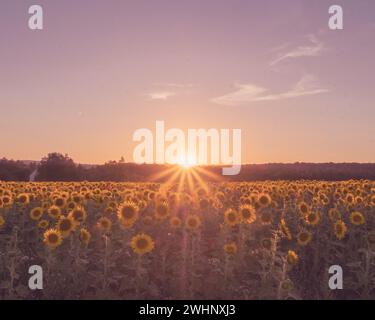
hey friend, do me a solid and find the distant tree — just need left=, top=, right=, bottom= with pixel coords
left=36, top=153, right=81, bottom=181
left=0, top=158, right=33, bottom=181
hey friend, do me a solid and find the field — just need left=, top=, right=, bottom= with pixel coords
left=0, top=180, right=374, bottom=300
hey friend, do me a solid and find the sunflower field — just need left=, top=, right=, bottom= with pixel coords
left=0, top=180, right=374, bottom=300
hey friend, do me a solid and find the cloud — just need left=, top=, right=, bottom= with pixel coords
left=270, top=35, right=325, bottom=66
left=211, top=75, right=329, bottom=106
left=147, top=91, right=176, bottom=100
left=146, top=83, right=194, bottom=100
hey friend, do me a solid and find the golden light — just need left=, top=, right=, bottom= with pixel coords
left=177, top=155, right=197, bottom=169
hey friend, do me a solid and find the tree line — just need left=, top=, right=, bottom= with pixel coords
left=1, top=153, right=375, bottom=182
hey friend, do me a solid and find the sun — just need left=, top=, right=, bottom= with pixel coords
left=177, top=155, right=197, bottom=169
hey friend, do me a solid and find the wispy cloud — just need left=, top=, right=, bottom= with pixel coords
left=211, top=75, right=329, bottom=106
left=147, top=91, right=176, bottom=100
left=146, top=83, right=194, bottom=100
left=270, top=35, right=325, bottom=66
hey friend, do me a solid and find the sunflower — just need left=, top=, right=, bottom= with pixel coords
left=47, top=205, right=61, bottom=219
left=280, top=219, right=292, bottom=240
left=298, top=202, right=310, bottom=215
left=239, top=204, right=256, bottom=224
left=349, top=211, right=365, bottom=226
left=2, top=195, right=12, bottom=207
left=117, top=201, right=139, bottom=226
left=258, top=193, right=271, bottom=207
left=43, top=229, right=63, bottom=250
left=130, top=233, right=155, bottom=255
left=286, top=250, right=299, bottom=265
left=170, top=216, right=182, bottom=229
left=79, top=228, right=91, bottom=245
left=57, top=216, right=76, bottom=238
left=305, top=211, right=320, bottom=226
left=223, top=242, right=238, bottom=255
left=297, top=231, right=312, bottom=246
left=53, top=197, right=66, bottom=208
left=68, top=207, right=87, bottom=224
left=72, top=194, right=83, bottom=205
left=17, top=193, right=30, bottom=205
left=30, top=207, right=44, bottom=220
left=346, top=193, right=354, bottom=204
left=334, top=220, right=347, bottom=240
left=38, top=219, right=49, bottom=229
left=155, top=201, right=169, bottom=220
left=185, top=214, right=202, bottom=231
left=66, top=201, right=76, bottom=211
left=328, top=208, right=341, bottom=221
left=224, top=209, right=240, bottom=227
left=280, top=280, right=293, bottom=291
left=97, top=217, right=112, bottom=233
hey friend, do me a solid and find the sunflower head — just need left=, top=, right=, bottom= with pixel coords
left=38, top=219, right=49, bottom=229
left=68, top=207, right=87, bottom=223
left=155, top=201, right=169, bottom=220
left=185, top=214, right=202, bottom=231
left=43, top=229, right=63, bottom=250
left=97, top=217, right=112, bottom=233
left=224, top=209, right=240, bottom=227
left=17, top=193, right=30, bottom=205
left=79, top=228, right=91, bottom=245
left=30, top=207, right=44, bottom=221
left=297, top=231, right=312, bottom=246
left=239, top=204, right=256, bottom=224
left=130, top=233, right=155, bottom=255
left=54, top=197, right=66, bottom=208
left=346, top=193, right=354, bottom=204
left=334, top=220, right=347, bottom=240
left=258, top=193, right=271, bottom=207
left=170, top=216, right=182, bottom=229
left=305, top=211, right=320, bottom=226
left=350, top=211, right=365, bottom=226
left=117, top=201, right=139, bottom=225
left=298, top=202, right=310, bottom=215
left=2, top=195, right=12, bottom=207
left=286, top=250, right=299, bottom=265
left=223, top=242, right=238, bottom=255
left=57, top=216, right=77, bottom=237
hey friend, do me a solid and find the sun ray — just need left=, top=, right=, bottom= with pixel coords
left=190, top=168, right=209, bottom=193
left=195, top=166, right=223, bottom=182
left=149, top=165, right=179, bottom=182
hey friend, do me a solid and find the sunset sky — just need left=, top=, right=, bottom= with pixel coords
left=1, top=0, right=375, bottom=164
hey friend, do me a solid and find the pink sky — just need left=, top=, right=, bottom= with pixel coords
left=1, top=0, right=375, bottom=164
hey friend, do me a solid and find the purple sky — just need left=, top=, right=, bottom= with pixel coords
left=1, top=0, right=375, bottom=164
